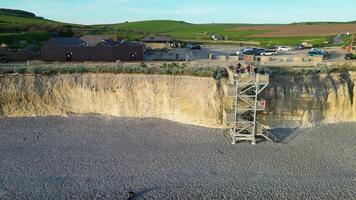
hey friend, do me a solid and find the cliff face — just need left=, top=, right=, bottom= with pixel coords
left=0, top=74, right=223, bottom=127
left=0, top=72, right=355, bottom=128
left=260, top=72, right=356, bottom=127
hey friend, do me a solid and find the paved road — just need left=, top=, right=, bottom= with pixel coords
left=143, top=46, right=349, bottom=61
left=0, top=115, right=355, bottom=199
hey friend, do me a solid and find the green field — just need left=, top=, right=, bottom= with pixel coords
left=0, top=9, right=349, bottom=48
left=109, top=20, right=331, bottom=47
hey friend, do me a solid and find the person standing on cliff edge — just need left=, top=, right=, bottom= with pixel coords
left=246, top=64, right=251, bottom=74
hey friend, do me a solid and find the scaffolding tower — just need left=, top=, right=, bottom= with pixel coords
left=224, top=69, right=280, bottom=144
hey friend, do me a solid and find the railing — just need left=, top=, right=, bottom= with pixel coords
left=225, top=66, right=273, bottom=144
left=262, top=130, right=282, bottom=143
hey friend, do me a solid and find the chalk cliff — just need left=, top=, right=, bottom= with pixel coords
left=0, top=72, right=355, bottom=128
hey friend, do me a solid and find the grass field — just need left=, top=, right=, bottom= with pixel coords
left=0, top=9, right=353, bottom=48
left=232, top=24, right=356, bottom=37
left=110, top=20, right=331, bottom=46
left=110, top=20, right=268, bottom=39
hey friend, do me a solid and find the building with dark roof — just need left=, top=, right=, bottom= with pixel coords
left=41, top=37, right=143, bottom=62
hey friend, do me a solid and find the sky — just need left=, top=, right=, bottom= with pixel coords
left=0, top=0, right=356, bottom=25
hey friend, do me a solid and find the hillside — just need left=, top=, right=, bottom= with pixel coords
left=0, top=8, right=37, bottom=18
left=0, top=9, right=74, bottom=48
left=0, top=8, right=354, bottom=48
left=0, top=9, right=64, bottom=32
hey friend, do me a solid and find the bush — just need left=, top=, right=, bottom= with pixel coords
left=56, top=25, right=74, bottom=37
left=212, top=67, right=228, bottom=81
left=13, top=67, right=28, bottom=74
left=139, top=62, right=147, bottom=68
left=31, top=66, right=54, bottom=75
left=58, top=66, right=87, bottom=74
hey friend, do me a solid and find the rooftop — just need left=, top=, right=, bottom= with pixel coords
left=80, top=35, right=109, bottom=46
left=51, top=37, right=87, bottom=47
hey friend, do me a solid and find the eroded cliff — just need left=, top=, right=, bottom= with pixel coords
left=260, top=72, right=356, bottom=127
left=0, top=74, right=223, bottom=127
left=0, top=72, right=355, bottom=128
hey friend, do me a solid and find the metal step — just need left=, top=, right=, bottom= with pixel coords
left=224, top=82, right=269, bottom=97
left=231, top=123, right=281, bottom=143
left=223, top=100, right=266, bottom=123
left=263, top=131, right=281, bottom=143
left=259, top=129, right=282, bottom=143
left=224, top=109, right=251, bottom=123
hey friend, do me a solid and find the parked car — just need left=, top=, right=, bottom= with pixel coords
left=190, top=45, right=202, bottom=50
left=236, top=49, right=244, bottom=56
left=260, top=49, right=277, bottom=56
left=211, top=35, right=224, bottom=41
left=0, top=47, right=40, bottom=63
left=0, top=55, right=8, bottom=63
left=308, top=50, right=329, bottom=59
left=277, top=46, right=292, bottom=51
left=345, top=53, right=356, bottom=60
left=0, top=48, right=7, bottom=63
left=310, top=48, right=322, bottom=51
left=236, top=47, right=251, bottom=56
left=187, top=43, right=202, bottom=50
left=256, top=48, right=265, bottom=54
left=293, top=45, right=304, bottom=50
left=242, top=48, right=264, bottom=56
left=241, top=49, right=255, bottom=55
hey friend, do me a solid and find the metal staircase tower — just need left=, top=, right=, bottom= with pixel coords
left=224, top=70, right=279, bottom=144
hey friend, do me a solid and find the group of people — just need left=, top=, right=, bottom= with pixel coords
left=229, top=62, right=258, bottom=75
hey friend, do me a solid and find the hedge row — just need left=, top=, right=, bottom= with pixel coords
left=11, top=63, right=228, bottom=81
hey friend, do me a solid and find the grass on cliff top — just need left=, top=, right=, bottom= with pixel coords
left=7, top=63, right=228, bottom=81
left=264, top=65, right=356, bottom=76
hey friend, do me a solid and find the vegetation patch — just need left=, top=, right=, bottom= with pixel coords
left=265, top=65, right=356, bottom=76
left=7, top=63, right=228, bottom=81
